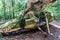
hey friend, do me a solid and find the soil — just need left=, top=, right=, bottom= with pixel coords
left=2, top=27, right=60, bottom=40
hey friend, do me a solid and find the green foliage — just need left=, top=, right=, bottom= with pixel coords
left=24, top=14, right=33, bottom=20
left=0, top=0, right=27, bottom=21
left=42, top=0, right=60, bottom=20
left=34, top=12, right=40, bottom=18
left=0, top=0, right=29, bottom=22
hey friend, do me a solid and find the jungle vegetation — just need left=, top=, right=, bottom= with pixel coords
left=0, top=0, right=60, bottom=28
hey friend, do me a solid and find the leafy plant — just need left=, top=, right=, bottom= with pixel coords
left=42, top=0, right=60, bottom=20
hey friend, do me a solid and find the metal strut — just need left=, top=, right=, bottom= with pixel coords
left=45, top=12, right=50, bottom=34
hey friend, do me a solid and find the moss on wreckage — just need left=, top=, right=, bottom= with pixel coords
left=0, top=0, right=56, bottom=33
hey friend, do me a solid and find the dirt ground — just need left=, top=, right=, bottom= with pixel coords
left=2, top=27, right=60, bottom=40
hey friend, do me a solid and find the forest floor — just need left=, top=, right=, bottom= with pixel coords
left=2, top=26, right=60, bottom=40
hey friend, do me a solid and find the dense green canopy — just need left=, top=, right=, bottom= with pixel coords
left=42, top=0, right=60, bottom=20
left=0, top=0, right=60, bottom=20
left=0, top=0, right=60, bottom=21
left=0, top=0, right=28, bottom=20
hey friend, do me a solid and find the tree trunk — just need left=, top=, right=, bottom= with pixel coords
left=11, top=0, right=15, bottom=18
left=2, top=0, right=6, bottom=21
